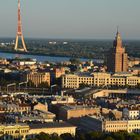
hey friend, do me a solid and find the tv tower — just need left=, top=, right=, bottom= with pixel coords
left=14, top=0, right=28, bottom=52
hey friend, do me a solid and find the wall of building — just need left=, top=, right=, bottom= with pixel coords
left=103, top=120, right=128, bottom=132
left=62, top=73, right=140, bottom=89
left=59, top=106, right=100, bottom=120
left=28, top=126, right=76, bottom=138
left=22, top=72, right=50, bottom=87
left=0, top=124, right=29, bottom=140
left=0, top=123, right=76, bottom=140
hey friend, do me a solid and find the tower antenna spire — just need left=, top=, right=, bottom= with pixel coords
left=117, top=26, right=119, bottom=34
left=14, top=0, right=28, bottom=52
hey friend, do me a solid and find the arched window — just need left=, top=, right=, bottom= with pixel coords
left=15, top=130, right=19, bottom=133
left=0, top=131, right=3, bottom=134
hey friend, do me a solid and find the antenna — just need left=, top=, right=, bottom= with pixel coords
left=117, top=26, right=119, bottom=34
left=14, top=0, right=28, bottom=52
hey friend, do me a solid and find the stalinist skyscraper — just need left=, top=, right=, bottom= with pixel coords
left=107, top=30, right=128, bottom=73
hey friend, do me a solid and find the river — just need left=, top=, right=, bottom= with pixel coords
left=0, top=52, right=104, bottom=63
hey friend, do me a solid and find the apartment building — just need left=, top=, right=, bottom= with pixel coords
left=123, top=108, right=140, bottom=119
left=62, top=72, right=140, bottom=89
left=0, top=124, right=29, bottom=140
left=81, top=115, right=140, bottom=133
left=0, top=123, right=76, bottom=140
left=59, top=105, right=100, bottom=121
left=22, top=72, right=50, bottom=87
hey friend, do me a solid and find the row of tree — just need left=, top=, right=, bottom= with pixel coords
left=32, top=131, right=140, bottom=140
left=79, top=82, right=140, bottom=90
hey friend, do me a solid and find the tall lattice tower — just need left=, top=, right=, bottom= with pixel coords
left=14, top=0, right=28, bottom=52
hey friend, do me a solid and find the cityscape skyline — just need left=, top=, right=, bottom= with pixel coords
left=0, top=0, right=140, bottom=39
left=1, top=1, right=140, bottom=139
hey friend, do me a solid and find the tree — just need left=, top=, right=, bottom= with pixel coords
left=85, top=132, right=103, bottom=140
left=28, top=80, right=36, bottom=87
left=38, top=82, right=49, bottom=88
left=35, top=132, right=51, bottom=140
left=75, top=133, right=86, bottom=140
left=69, top=58, right=81, bottom=65
left=111, top=132, right=125, bottom=140
left=79, top=83, right=90, bottom=88
left=51, top=133, right=62, bottom=140
left=128, top=134, right=140, bottom=140
left=137, top=83, right=140, bottom=89
left=60, top=133, right=75, bottom=140
left=104, top=136, right=114, bottom=140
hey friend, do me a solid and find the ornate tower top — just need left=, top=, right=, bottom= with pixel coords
left=113, top=27, right=122, bottom=49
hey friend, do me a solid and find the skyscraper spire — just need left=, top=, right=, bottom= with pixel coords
left=114, top=26, right=122, bottom=48
left=107, top=29, right=128, bottom=73
left=14, top=0, right=28, bottom=52
left=117, top=26, right=119, bottom=34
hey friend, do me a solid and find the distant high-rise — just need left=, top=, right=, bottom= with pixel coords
left=107, top=30, right=128, bottom=73
left=14, top=0, right=27, bottom=52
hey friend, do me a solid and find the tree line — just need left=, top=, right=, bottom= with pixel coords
left=31, top=131, right=140, bottom=140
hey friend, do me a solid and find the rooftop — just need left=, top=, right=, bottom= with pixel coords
left=76, top=72, right=93, bottom=77
left=29, top=122, right=76, bottom=129
left=61, top=105, right=96, bottom=111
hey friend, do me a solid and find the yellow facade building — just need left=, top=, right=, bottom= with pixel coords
left=62, top=72, right=140, bottom=89
left=104, top=120, right=140, bottom=133
left=0, top=122, right=76, bottom=140
left=0, top=124, right=29, bottom=140
left=81, top=115, right=140, bottom=133
left=22, top=72, right=50, bottom=87
left=28, top=122, right=76, bottom=139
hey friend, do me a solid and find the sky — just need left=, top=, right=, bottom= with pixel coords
left=0, top=0, right=140, bottom=39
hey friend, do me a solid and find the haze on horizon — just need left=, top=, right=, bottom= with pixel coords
left=0, top=0, right=140, bottom=40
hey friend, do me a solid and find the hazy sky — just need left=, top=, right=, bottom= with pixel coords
left=0, top=0, right=140, bottom=39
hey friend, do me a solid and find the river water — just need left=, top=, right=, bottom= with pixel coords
left=0, top=52, right=104, bottom=63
